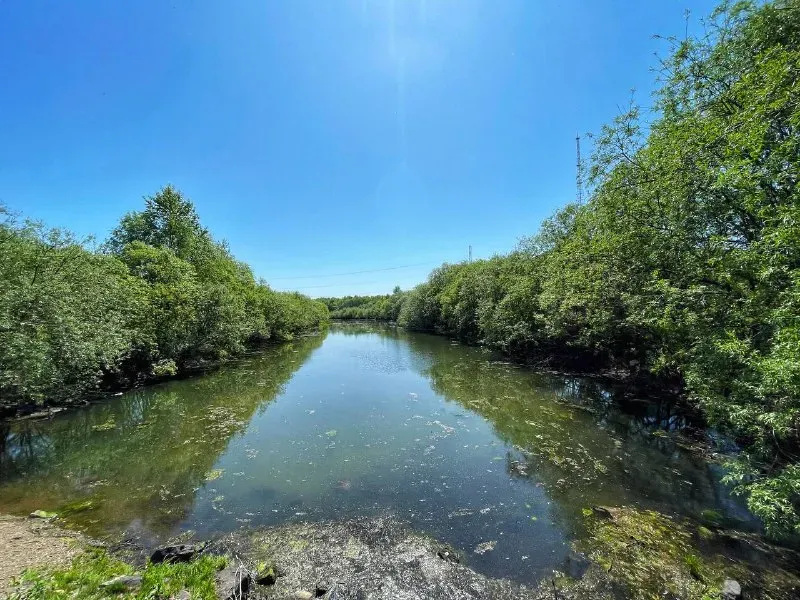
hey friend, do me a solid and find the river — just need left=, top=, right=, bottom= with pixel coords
left=0, top=323, right=755, bottom=586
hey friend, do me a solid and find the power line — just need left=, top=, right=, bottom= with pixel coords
left=268, top=243, right=514, bottom=287
left=280, top=280, right=385, bottom=290
left=269, top=261, right=436, bottom=281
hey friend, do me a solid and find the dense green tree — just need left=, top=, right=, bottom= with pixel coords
left=0, top=187, right=329, bottom=412
left=107, top=185, right=209, bottom=260
left=0, top=209, right=141, bottom=404
left=383, top=0, right=800, bottom=537
left=320, top=287, right=407, bottom=321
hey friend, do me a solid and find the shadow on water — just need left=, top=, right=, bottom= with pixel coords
left=336, top=322, right=745, bottom=528
left=0, top=334, right=326, bottom=539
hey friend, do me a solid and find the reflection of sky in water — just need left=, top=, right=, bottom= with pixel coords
left=0, top=324, right=754, bottom=585
left=192, top=346, right=570, bottom=581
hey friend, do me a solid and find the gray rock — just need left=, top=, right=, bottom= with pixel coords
left=255, top=563, right=277, bottom=586
left=722, top=579, right=742, bottom=600
left=563, top=550, right=590, bottom=579
left=216, top=565, right=251, bottom=600
left=172, top=591, right=191, bottom=600
left=100, top=574, right=143, bottom=590
left=292, top=591, right=313, bottom=600
left=19, top=409, right=63, bottom=421
left=150, top=544, right=202, bottom=564
left=436, top=545, right=460, bottom=563
left=315, top=581, right=331, bottom=596
left=591, top=506, right=615, bottom=520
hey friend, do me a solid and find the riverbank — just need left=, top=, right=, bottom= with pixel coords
left=4, top=512, right=799, bottom=600
left=1, top=514, right=226, bottom=599
left=334, top=319, right=674, bottom=380
left=4, top=325, right=799, bottom=598
left=2, top=325, right=783, bottom=592
left=0, top=331, right=327, bottom=422
left=0, top=515, right=547, bottom=599
left=1, top=187, right=330, bottom=424
left=0, top=515, right=82, bottom=595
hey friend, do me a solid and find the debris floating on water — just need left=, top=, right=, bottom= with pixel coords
left=474, top=540, right=497, bottom=555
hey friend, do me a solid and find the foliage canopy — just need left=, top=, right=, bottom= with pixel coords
left=0, top=186, right=328, bottom=409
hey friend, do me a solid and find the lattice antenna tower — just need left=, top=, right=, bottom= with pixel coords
left=576, top=134, right=584, bottom=205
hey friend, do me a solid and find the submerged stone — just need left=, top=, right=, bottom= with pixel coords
left=59, top=499, right=98, bottom=514
left=474, top=540, right=497, bottom=555
left=508, top=460, right=528, bottom=476
left=722, top=579, right=742, bottom=600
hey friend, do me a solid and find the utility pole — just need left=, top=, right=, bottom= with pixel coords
left=684, top=9, right=690, bottom=42
left=576, top=134, right=584, bottom=205
left=468, top=245, right=472, bottom=263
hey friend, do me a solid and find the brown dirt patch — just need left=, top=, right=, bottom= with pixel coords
left=0, top=515, right=81, bottom=595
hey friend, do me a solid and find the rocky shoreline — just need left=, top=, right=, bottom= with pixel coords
left=2, top=515, right=549, bottom=599
left=211, top=516, right=546, bottom=599
left=4, top=511, right=798, bottom=599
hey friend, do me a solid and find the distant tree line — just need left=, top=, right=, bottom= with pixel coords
left=334, top=1, right=800, bottom=538
left=319, top=287, right=407, bottom=321
left=0, top=186, right=329, bottom=412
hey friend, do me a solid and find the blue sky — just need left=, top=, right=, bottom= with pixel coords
left=0, top=1, right=716, bottom=296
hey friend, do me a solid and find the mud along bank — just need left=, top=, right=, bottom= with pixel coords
left=5, top=513, right=800, bottom=600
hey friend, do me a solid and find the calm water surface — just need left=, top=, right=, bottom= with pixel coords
left=0, top=324, right=753, bottom=584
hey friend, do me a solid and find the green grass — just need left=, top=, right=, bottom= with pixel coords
left=8, top=549, right=227, bottom=600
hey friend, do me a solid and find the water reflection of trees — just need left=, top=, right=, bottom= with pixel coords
left=1, top=326, right=750, bottom=548
left=330, top=322, right=398, bottom=337
left=398, top=331, right=752, bottom=537
left=546, top=375, right=702, bottom=442
left=0, top=334, right=325, bottom=536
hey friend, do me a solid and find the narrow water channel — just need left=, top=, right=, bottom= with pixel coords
left=0, top=323, right=754, bottom=585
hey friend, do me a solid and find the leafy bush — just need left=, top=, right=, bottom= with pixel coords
left=391, top=0, right=800, bottom=538
left=0, top=186, right=329, bottom=409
